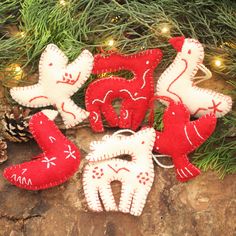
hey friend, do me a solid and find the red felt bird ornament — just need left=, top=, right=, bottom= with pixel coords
left=149, top=96, right=217, bottom=182
left=3, top=111, right=80, bottom=190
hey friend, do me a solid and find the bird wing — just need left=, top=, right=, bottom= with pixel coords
left=10, top=84, right=50, bottom=107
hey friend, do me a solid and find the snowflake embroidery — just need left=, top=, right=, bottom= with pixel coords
left=41, top=157, right=57, bottom=168
left=64, top=145, right=76, bottom=159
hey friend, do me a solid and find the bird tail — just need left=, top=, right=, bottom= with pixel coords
left=172, top=154, right=200, bottom=182
left=187, top=113, right=216, bottom=151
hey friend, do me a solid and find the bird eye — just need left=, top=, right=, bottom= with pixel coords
left=48, top=63, right=53, bottom=66
left=188, top=49, right=191, bottom=54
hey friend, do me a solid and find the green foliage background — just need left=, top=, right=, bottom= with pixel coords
left=0, top=0, right=235, bottom=177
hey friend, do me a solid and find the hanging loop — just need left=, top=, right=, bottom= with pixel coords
left=152, top=154, right=174, bottom=168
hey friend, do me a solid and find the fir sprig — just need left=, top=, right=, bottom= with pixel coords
left=193, top=113, right=236, bottom=178
left=0, top=0, right=236, bottom=83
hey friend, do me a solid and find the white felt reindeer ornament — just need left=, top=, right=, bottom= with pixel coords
left=83, top=128, right=156, bottom=216
left=156, top=36, right=232, bottom=117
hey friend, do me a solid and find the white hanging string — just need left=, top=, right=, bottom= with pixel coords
left=113, top=129, right=136, bottom=138
left=193, top=63, right=212, bottom=84
left=152, top=154, right=174, bottom=169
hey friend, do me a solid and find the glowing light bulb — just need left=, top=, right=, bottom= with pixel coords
left=106, top=39, right=115, bottom=47
left=214, top=59, right=222, bottom=67
left=60, top=0, right=66, bottom=5
left=14, top=66, right=22, bottom=73
left=161, top=26, right=170, bottom=34
left=98, top=73, right=108, bottom=78
left=17, top=31, right=25, bottom=38
left=111, top=15, right=120, bottom=23
left=10, top=64, right=23, bottom=80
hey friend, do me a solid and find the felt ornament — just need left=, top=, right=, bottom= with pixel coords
left=156, top=36, right=232, bottom=117
left=10, top=44, right=94, bottom=128
left=3, top=111, right=80, bottom=190
left=85, top=49, right=163, bottom=132
left=83, top=128, right=156, bottom=216
left=149, top=96, right=216, bottom=182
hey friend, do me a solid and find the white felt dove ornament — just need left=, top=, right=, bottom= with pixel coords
left=156, top=36, right=232, bottom=117
left=10, top=44, right=94, bottom=128
left=83, top=128, right=156, bottom=216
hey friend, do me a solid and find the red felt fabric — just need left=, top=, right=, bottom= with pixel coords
left=151, top=96, right=216, bottom=182
left=169, top=36, right=185, bottom=52
left=85, top=49, right=162, bottom=132
left=3, top=112, right=80, bottom=190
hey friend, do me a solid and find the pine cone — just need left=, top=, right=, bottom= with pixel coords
left=1, top=106, right=33, bottom=142
left=0, top=138, right=7, bottom=164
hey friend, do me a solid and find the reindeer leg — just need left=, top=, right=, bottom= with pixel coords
left=83, top=181, right=103, bottom=212
left=131, top=106, right=147, bottom=131
left=101, top=104, right=119, bottom=127
left=119, top=102, right=133, bottom=129
left=130, top=188, right=150, bottom=216
left=119, top=184, right=134, bottom=213
left=98, top=183, right=118, bottom=211
left=88, top=107, right=104, bottom=132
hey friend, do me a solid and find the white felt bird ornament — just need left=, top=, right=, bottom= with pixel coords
left=10, top=44, right=94, bottom=128
left=156, top=36, right=232, bottom=117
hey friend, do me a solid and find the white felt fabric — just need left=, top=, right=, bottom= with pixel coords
left=83, top=128, right=156, bottom=216
left=41, top=109, right=58, bottom=121
left=10, top=44, right=94, bottom=128
left=156, top=38, right=232, bottom=117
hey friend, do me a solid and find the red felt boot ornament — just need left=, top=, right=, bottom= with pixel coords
left=85, top=49, right=162, bottom=132
left=3, top=111, right=80, bottom=190
left=149, top=96, right=217, bottom=182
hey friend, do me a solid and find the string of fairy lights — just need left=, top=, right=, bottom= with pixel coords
left=2, top=0, right=227, bottom=83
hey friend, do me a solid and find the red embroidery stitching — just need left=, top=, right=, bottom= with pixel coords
left=208, top=100, right=223, bottom=114
left=107, top=164, right=130, bottom=174
left=166, top=58, right=188, bottom=103
left=61, top=102, right=76, bottom=119
left=29, top=96, right=48, bottom=103
left=56, top=72, right=81, bottom=85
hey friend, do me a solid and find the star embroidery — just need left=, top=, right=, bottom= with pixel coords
left=10, top=44, right=94, bottom=128
left=64, top=145, right=76, bottom=159
left=208, top=100, right=223, bottom=114
left=42, top=157, right=57, bottom=168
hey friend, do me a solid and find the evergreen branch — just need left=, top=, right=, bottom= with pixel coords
left=193, top=112, right=236, bottom=178
left=1, top=0, right=235, bottom=77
